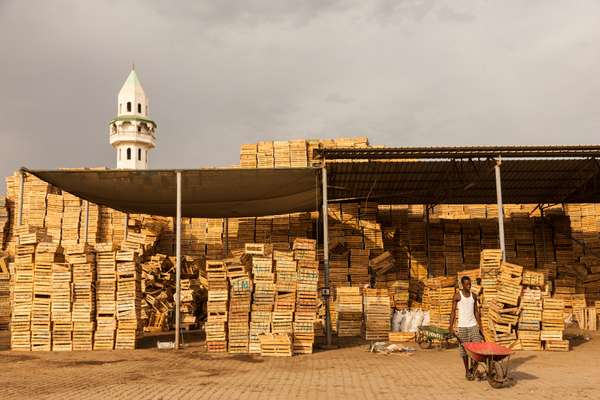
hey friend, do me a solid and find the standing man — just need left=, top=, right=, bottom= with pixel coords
left=449, top=276, right=483, bottom=379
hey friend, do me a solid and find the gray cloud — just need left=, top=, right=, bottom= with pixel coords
left=437, top=5, right=475, bottom=23
left=1, top=0, right=600, bottom=192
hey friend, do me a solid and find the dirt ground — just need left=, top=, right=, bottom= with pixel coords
left=1, top=331, right=599, bottom=400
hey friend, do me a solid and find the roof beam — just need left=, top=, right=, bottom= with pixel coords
left=316, top=145, right=600, bottom=160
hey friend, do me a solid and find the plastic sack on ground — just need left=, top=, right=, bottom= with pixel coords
left=400, top=311, right=413, bottom=332
left=391, top=310, right=404, bottom=332
left=421, top=311, right=431, bottom=327
left=409, top=309, right=425, bottom=332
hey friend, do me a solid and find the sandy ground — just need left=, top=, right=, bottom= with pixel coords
left=0, top=331, right=599, bottom=400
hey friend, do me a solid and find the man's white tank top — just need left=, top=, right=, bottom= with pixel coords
left=457, top=291, right=478, bottom=328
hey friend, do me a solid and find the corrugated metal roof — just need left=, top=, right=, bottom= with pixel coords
left=326, top=159, right=600, bottom=204
left=315, top=145, right=600, bottom=160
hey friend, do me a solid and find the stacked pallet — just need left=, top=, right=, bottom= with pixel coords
left=0, top=257, right=9, bottom=331
left=479, top=249, right=503, bottom=341
left=228, top=275, right=252, bottom=353
left=386, top=280, right=410, bottom=309
left=257, top=141, right=274, bottom=168
left=205, top=239, right=319, bottom=356
left=362, top=288, right=390, bottom=340
left=271, top=215, right=289, bottom=245
left=61, top=193, right=81, bottom=245
left=271, top=310, right=293, bottom=335
left=553, top=274, right=577, bottom=310
left=329, top=249, right=350, bottom=288
left=336, top=286, right=362, bottom=336
left=235, top=218, right=254, bottom=250
left=141, top=254, right=173, bottom=332
left=32, top=243, right=63, bottom=351
left=444, top=222, right=462, bottom=275
left=293, top=238, right=318, bottom=354
left=180, top=277, right=202, bottom=329
left=94, top=243, right=117, bottom=350
left=272, top=249, right=295, bottom=338
left=255, top=217, right=272, bottom=243
left=206, top=219, right=224, bottom=259
left=82, top=202, right=100, bottom=244
left=542, top=298, right=568, bottom=351
left=259, top=333, right=292, bottom=356
left=240, top=136, right=364, bottom=169
left=11, top=242, right=36, bottom=350
left=274, top=141, right=291, bottom=168
left=370, top=251, right=395, bottom=276
left=67, top=245, right=96, bottom=350
left=240, top=143, right=258, bottom=168
left=423, top=277, right=456, bottom=329
left=288, top=212, right=312, bottom=244
left=250, top=252, right=274, bottom=353
left=275, top=250, right=297, bottom=293
left=45, top=193, right=63, bottom=244
left=518, top=287, right=543, bottom=350
left=22, top=178, right=48, bottom=228
left=409, top=224, right=428, bottom=280
left=289, top=140, right=308, bottom=168
left=250, top=310, right=271, bottom=353
left=341, top=203, right=360, bottom=232
left=0, top=197, right=9, bottom=251
left=115, top=250, right=142, bottom=349
left=51, top=262, right=72, bottom=351
left=140, top=254, right=206, bottom=332
left=349, top=249, right=370, bottom=287
left=361, top=202, right=384, bottom=255
left=206, top=260, right=228, bottom=352
left=518, top=270, right=545, bottom=350
left=488, top=262, right=522, bottom=346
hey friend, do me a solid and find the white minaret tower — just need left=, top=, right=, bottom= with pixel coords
left=109, top=67, right=157, bottom=169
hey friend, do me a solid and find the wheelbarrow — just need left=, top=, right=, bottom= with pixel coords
left=416, top=325, right=453, bottom=350
left=463, top=342, right=512, bottom=388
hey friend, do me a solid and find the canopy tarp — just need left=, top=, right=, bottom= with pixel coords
left=23, top=168, right=322, bottom=218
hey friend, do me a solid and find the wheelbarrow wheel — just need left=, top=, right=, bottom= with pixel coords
left=418, top=339, right=433, bottom=349
left=487, top=360, right=506, bottom=389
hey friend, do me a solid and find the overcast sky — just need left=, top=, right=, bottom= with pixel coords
left=1, top=0, right=600, bottom=191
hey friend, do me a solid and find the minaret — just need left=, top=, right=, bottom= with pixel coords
left=109, top=67, right=157, bottom=169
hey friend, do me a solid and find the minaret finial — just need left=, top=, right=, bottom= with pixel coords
left=132, top=61, right=135, bottom=70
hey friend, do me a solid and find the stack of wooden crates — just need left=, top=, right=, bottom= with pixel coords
left=206, top=238, right=319, bottom=356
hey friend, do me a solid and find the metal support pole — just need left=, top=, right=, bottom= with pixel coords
left=17, top=171, right=25, bottom=226
left=321, top=166, right=332, bottom=348
left=540, top=207, right=547, bottom=266
left=224, top=217, right=229, bottom=257
left=83, top=200, right=89, bottom=244
left=425, top=205, right=431, bottom=278
left=175, top=171, right=182, bottom=349
left=124, top=213, right=129, bottom=240
left=494, top=158, right=506, bottom=261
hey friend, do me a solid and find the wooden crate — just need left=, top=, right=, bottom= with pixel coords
left=207, top=340, right=228, bottom=353
left=388, top=332, right=415, bottom=342
left=245, top=243, right=266, bottom=256
left=259, top=333, right=292, bottom=357
left=545, top=339, right=569, bottom=352
left=522, top=271, right=545, bottom=287
left=363, top=288, right=390, bottom=340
